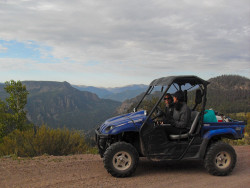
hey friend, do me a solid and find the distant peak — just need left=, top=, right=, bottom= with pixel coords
left=208, top=74, right=250, bottom=90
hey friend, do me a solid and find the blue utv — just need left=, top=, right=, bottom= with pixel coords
left=95, top=76, right=245, bottom=177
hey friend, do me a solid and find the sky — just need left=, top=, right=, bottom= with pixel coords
left=0, top=0, right=249, bottom=87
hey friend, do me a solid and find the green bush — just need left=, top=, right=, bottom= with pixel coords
left=0, top=125, right=90, bottom=157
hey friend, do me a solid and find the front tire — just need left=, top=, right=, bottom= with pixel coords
left=204, top=141, right=237, bottom=176
left=103, top=142, right=139, bottom=177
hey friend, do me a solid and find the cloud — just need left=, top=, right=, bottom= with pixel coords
left=0, top=0, right=249, bottom=86
left=0, top=44, right=8, bottom=52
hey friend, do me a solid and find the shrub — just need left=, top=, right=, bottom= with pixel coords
left=0, top=125, right=90, bottom=157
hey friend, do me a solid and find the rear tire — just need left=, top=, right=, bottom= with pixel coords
left=204, top=141, right=236, bottom=176
left=103, top=142, right=139, bottom=177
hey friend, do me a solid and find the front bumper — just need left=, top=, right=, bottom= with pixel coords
left=95, top=128, right=109, bottom=142
left=95, top=128, right=109, bottom=157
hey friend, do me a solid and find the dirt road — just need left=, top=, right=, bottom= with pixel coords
left=0, top=146, right=249, bottom=188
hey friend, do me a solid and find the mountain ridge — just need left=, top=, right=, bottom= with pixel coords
left=0, top=81, right=121, bottom=131
left=73, top=84, right=148, bottom=102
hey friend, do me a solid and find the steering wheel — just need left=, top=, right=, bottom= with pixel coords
left=152, top=107, right=165, bottom=120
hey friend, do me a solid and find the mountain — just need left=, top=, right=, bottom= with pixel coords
left=206, top=75, right=250, bottom=113
left=103, top=88, right=148, bottom=102
left=73, top=84, right=148, bottom=102
left=0, top=83, right=9, bottom=100
left=117, top=75, right=250, bottom=114
left=73, top=85, right=113, bottom=98
left=0, top=81, right=121, bottom=131
left=107, top=84, right=148, bottom=93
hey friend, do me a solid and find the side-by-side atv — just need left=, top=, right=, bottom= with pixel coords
left=95, top=75, right=245, bottom=177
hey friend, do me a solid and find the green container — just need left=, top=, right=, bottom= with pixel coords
left=203, top=109, right=217, bottom=123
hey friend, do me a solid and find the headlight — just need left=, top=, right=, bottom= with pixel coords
left=105, top=125, right=114, bottom=132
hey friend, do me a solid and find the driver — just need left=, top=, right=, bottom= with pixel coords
left=162, top=93, right=174, bottom=122
left=163, top=90, right=191, bottom=134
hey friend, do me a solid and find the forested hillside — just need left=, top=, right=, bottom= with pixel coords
left=0, top=81, right=121, bottom=131
left=206, top=75, right=250, bottom=113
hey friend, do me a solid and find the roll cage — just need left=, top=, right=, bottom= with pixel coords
left=135, top=75, right=210, bottom=155
left=135, top=75, right=209, bottom=122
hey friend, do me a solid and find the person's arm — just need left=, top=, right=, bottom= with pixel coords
left=162, top=107, right=173, bottom=123
left=173, top=111, right=189, bottom=128
left=170, top=106, right=190, bottom=128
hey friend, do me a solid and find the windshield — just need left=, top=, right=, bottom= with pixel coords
left=134, top=82, right=204, bottom=121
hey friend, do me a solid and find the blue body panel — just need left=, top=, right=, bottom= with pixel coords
left=99, top=110, right=146, bottom=135
left=202, top=122, right=245, bottom=139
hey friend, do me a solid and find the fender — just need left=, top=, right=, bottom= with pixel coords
left=203, top=128, right=238, bottom=140
left=196, top=128, right=238, bottom=159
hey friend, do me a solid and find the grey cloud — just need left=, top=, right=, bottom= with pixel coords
left=0, top=0, right=249, bottom=83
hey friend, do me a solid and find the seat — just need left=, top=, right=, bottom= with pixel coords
left=192, top=89, right=202, bottom=111
left=169, top=111, right=200, bottom=139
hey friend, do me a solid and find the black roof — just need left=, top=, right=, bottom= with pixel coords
left=149, top=75, right=209, bottom=86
